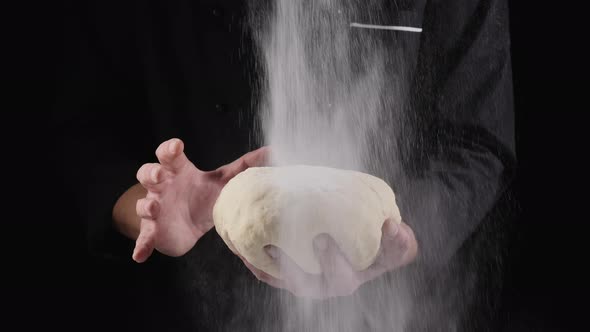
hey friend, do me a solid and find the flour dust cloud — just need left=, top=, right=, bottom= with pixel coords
left=242, top=0, right=471, bottom=331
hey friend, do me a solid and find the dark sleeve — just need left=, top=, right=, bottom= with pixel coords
left=54, top=114, right=152, bottom=261
left=398, top=0, right=516, bottom=266
left=53, top=5, right=156, bottom=261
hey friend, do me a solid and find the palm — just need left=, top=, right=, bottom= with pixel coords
left=147, top=162, right=215, bottom=257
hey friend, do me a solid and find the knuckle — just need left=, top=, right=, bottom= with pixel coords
left=144, top=201, right=154, bottom=216
left=135, top=199, right=145, bottom=215
left=136, top=164, right=149, bottom=180
left=151, top=165, right=162, bottom=182
left=148, top=200, right=159, bottom=215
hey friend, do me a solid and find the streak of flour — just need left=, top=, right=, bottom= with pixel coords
left=247, top=0, right=417, bottom=331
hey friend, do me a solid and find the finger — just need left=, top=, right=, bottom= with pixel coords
left=135, top=198, right=160, bottom=220
left=239, top=255, right=288, bottom=289
left=314, top=235, right=365, bottom=297
left=313, top=235, right=357, bottom=282
left=356, top=262, right=388, bottom=284
left=264, top=245, right=324, bottom=295
left=382, top=218, right=401, bottom=240
left=155, top=138, right=190, bottom=172
left=257, top=273, right=287, bottom=290
left=265, top=245, right=312, bottom=279
left=217, top=146, right=270, bottom=183
left=133, top=220, right=157, bottom=263
left=376, top=221, right=417, bottom=270
left=265, top=245, right=350, bottom=299
left=397, top=222, right=418, bottom=264
left=354, top=220, right=410, bottom=283
left=136, top=163, right=165, bottom=190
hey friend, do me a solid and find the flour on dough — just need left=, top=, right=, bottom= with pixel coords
left=213, top=165, right=401, bottom=279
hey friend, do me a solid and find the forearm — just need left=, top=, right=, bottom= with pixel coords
left=112, top=183, right=146, bottom=240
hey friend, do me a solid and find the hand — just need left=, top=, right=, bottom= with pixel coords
left=239, top=220, right=417, bottom=299
left=133, top=138, right=268, bottom=263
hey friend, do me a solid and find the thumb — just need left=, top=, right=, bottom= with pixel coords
left=377, top=221, right=418, bottom=269
left=218, top=146, right=270, bottom=182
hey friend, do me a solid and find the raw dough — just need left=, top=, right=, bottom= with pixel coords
left=213, top=165, right=401, bottom=279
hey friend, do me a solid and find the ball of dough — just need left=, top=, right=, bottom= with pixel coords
left=213, top=165, right=401, bottom=279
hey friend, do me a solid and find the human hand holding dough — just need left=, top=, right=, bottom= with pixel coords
left=213, top=165, right=418, bottom=298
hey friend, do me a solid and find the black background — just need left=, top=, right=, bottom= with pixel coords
left=6, top=0, right=585, bottom=330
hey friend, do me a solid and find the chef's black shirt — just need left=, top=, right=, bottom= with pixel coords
left=54, top=0, right=516, bottom=330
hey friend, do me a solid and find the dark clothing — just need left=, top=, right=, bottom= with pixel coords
left=54, top=0, right=515, bottom=330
